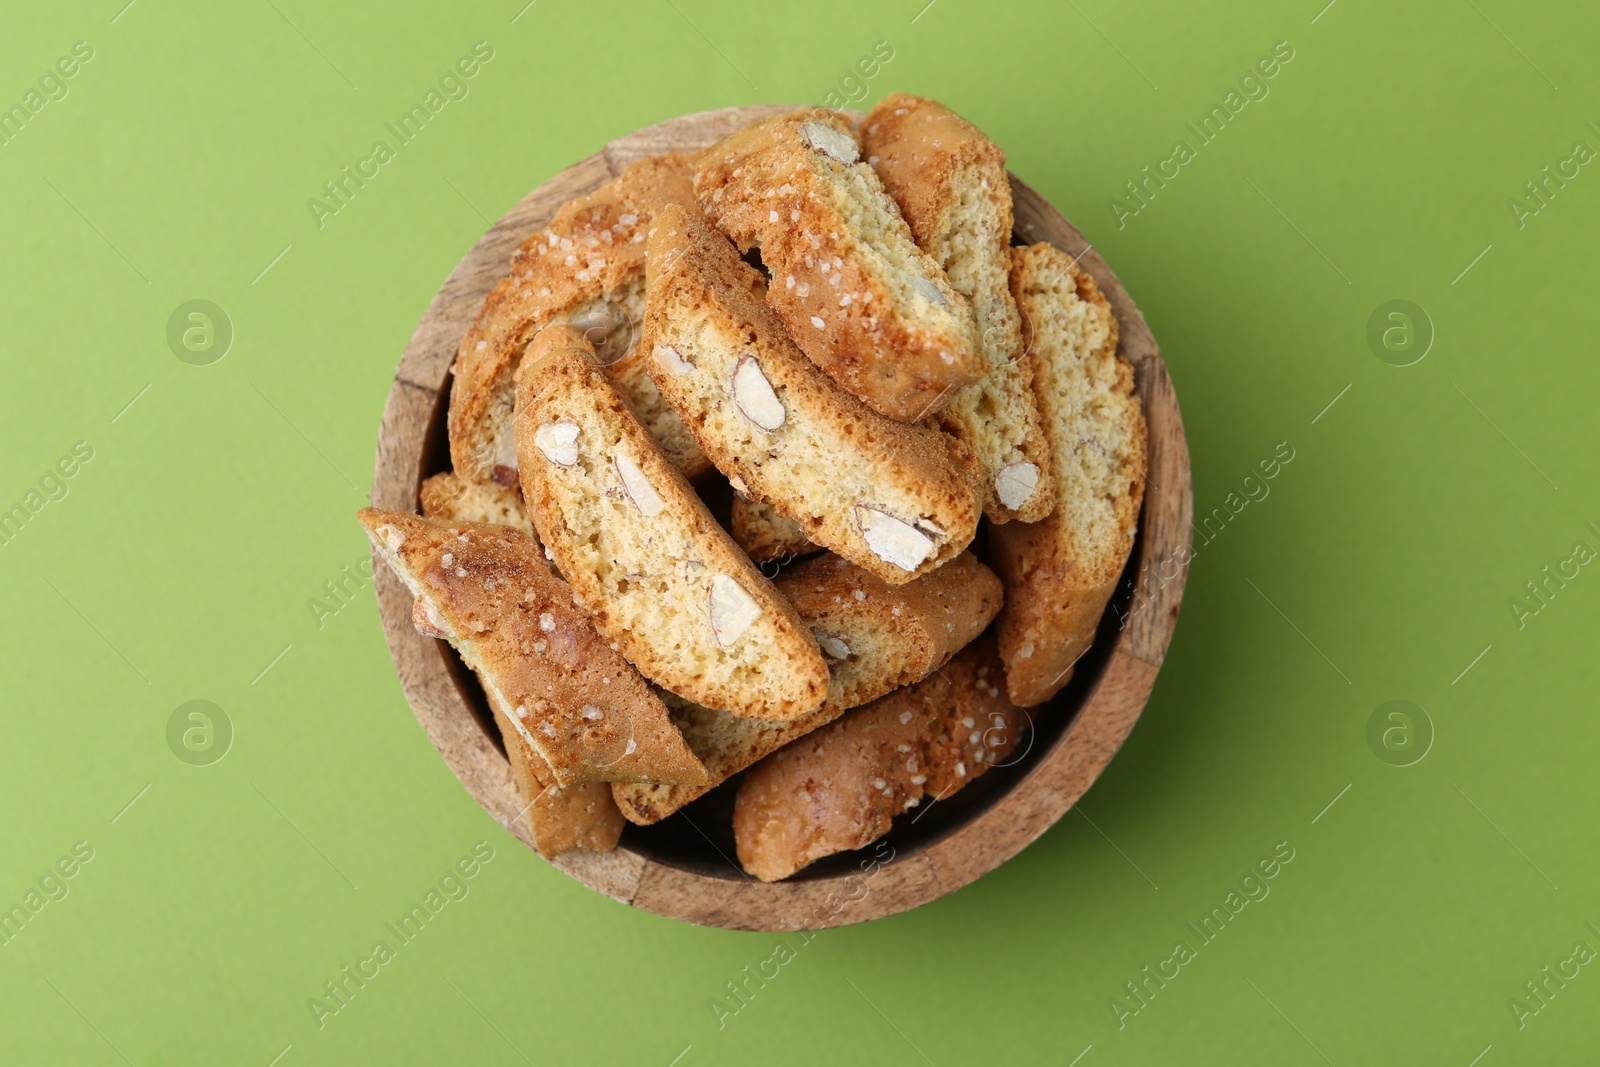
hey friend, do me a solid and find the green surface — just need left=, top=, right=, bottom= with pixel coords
left=1, top=0, right=1595, bottom=1062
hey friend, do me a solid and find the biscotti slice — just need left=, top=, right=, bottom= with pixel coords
left=645, top=204, right=982, bottom=584
left=357, top=509, right=708, bottom=789
left=401, top=494, right=622, bottom=854
left=989, top=244, right=1147, bottom=707
left=497, top=704, right=624, bottom=858
left=514, top=325, right=829, bottom=721
left=733, top=635, right=1023, bottom=881
left=693, top=108, right=985, bottom=421
left=860, top=94, right=1056, bottom=524
left=612, top=550, right=1003, bottom=824
left=782, top=551, right=1004, bottom=709
left=730, top=496, right=818, bottom=564
left=420, top=471, right=537, bottom=542
left=448, top=151, right=709, bottom=487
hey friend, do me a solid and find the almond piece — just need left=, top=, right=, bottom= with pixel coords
left=730, top=354, right=786, bottom=432
left=655, top=342, right=694, bottom=376
left=814, top=630, right=852, bottom=661
left=492, top=431, right=519, bottom=478
left=854, top=505, right=937, bottom=572
left=994, top=462, right=1041, bottom=511
left=411, top=594, right=452, bottom=639
left=533, top=420, right=580, bottom=467
left=708, top=573, right=762, bottom=646
left=800, top=121, right=859, bottom=165
left=614, top=451, right=665, bottom=517
left=911, top=276, right=948, bottom=307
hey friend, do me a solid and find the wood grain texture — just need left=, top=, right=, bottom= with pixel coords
left=368, top=106, right=1192, bottom=929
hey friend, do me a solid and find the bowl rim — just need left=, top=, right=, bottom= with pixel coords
left=367, top=104, right=1192, bottom=930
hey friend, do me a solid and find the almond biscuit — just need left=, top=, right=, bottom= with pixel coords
left=861, top=93, right=1056, bottom=523
left=990, top=244, right=1147, bottom=707
left=514, top=325, right=830, bottom=721
left=645, top=204, right=982, bottom=585
left=357, top=509, right=707, bottom=789
left=732, top=635, right=1023, bottom=881
left=693, top=108, right=985, bottom=421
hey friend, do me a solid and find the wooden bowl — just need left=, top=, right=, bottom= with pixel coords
left=369, top=105, right=1191, bottom=930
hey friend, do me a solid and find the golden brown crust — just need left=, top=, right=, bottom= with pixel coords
left=860, top=94, right=1056, bottom=524
left=860, top=93, right=1005, bottom=248
left=496, top=703, right=625, bottom=859
left=386, top=495, right=623, bottom=856
left=778, top=551, right=1002, bottom=709
left=611, top=551, right=1002, bottom=825
left=989, top=245, right=1147, bottom=706
left=357, top=509, right=707, bottom=789
left=514, top=326, right=830, bottom=721
left=448, top=152, right=702, bottom=486
left=732, top=636, right=1023, bottom=881
left=644, top=204, right=983, bottom=584
left=693, top=108, right=985, bottom=421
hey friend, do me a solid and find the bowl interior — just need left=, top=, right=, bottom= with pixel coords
left=410, top=365, right=1142, bottom=883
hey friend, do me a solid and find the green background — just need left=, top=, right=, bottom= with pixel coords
left=2, top=0, right=1595, bottom=1062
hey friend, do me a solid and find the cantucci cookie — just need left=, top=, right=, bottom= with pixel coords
left=733, top=635, right=1023, bottom=881
left=611, top=551, right=1003, bottom=825
left=375, top=499, right=622, bottom=854
left=357, top=509, right=708, bottom=788
left=860, top=94, right=1056, bottom=524
left=420, top=471, right=537, bottom=541
left=645, top=204, right=982, bottom=585
left=693, top=108, right=985, bottom=421
left=990, top=244, right=1147, bottom=707
left=514, top=325, right=829, bottom=721
left=498, top=704, right=625, bottom=859
left=448, top=152, right=709, bottom=488
left=730, top=496, right=818, bottom=564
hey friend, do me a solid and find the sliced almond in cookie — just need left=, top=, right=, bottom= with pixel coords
left=799, top=119, right=859, bottom=164
left=730, top=354, right=786, bottom=432
left=515, top=324, right=829, bottom=721
left=814, top=631, right=852, bottom=661
left=533, top=420, right=580, bottom=467
left=656, top=342, right=695, bottom=376
left=993, top=461, right=1041, bottom=511
left=708, top=573, right=762, bottom=646
left=613, top=451, right=665, bottom=516
left=854, top=505, right=937, bottom=573
left=644, top=204, right=982, bottom=585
